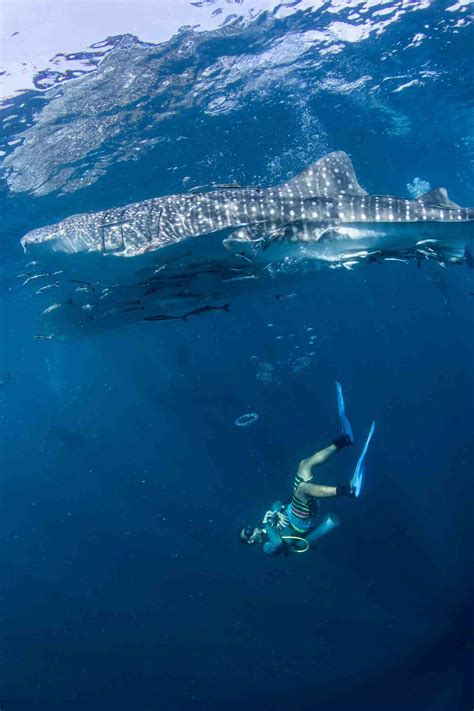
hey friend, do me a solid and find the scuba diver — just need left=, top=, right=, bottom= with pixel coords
left=239, top=383, right=375, bottom=556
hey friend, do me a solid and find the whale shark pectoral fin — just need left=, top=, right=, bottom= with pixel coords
left=316, top=226, right=346, bottom=242
left=417, top=187, right=461, bottom=209
left=259, top=221, right=334, bottom=246
left=222, top=222, right=275, bottom=253
left=222, top=227, right=252, bottom=250
left=222, top=226, right=266, bottom=257
left=278, top=151, right=368, bottom=198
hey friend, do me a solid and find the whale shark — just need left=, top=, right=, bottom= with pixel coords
left=20, top=152, right=474, bottom=335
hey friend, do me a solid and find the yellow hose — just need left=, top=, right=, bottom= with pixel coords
left=281, top=535, right=309, bottom=553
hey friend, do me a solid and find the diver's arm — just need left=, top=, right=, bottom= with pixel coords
left=263, top=525, right=284, bottom=556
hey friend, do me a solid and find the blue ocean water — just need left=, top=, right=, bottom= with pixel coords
left=1, top=1, right=473, bottom=709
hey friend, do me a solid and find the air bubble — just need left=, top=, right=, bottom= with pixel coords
left=235, top=412, right=259, bottom=427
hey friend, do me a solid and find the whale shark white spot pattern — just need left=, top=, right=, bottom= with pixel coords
left=19, top=151, right=474, bottom=336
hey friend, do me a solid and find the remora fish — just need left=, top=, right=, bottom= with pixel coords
left=143, top=303, right=230, bottom=322
left=142, top=313, right=188, bottom=322
left=0, top=372, right=12, bottom=387
left=184, top=303, right=230, bottom=318
left=21, top=152, right=474, bottom=270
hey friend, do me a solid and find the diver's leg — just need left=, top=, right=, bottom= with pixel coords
left=296, top=443, right=338, bottom=482
left=288, top=446, right=339, bottom=532
left=296, top=427, right=352, bottom=484
left=298, top=481, right=337, bottom=498
left=289, top=436, right=352, bottom=526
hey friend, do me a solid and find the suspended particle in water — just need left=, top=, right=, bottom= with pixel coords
left=256, top=362, right=274, bottom=384
left=275, top=293, right=297, bottom=300
left=235, top=412, right=259, bottom=427
left=290, top=356, right=311, bottom=374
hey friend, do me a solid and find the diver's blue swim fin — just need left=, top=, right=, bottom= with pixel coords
left=335, top=381, right=353, bottom=442
left=351, top=421, right=375, bottom=497
left=306, top=513, right=340, bottom=548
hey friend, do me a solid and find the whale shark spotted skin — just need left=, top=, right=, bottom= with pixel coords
left=21, top=151, right=474, bottom=263
left=19, top=152, right=474, bottom=335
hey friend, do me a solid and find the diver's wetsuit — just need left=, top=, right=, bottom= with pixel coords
left=262, top=517, right=314, bottom=556
left=261, top=487, right=324, bottom=557
left=262, top=505, right=338, bottom=556
left=262, top=471, right=326, bottom=555
left=289, top=473, right=320, bottom=532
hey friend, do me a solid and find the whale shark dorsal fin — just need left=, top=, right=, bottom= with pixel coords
left=278, top=151, right=368, bottom=198
left=418, top=187, right=460, bottom=209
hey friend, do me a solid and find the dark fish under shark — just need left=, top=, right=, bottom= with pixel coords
left=184, top=303, right=230, bottom=318
left=0, top=372, right=12, bottom=387
left=142, top=313, right=187, bottom=322
left=19, top=152, right=474, bottom=336
left=142, top=303, right=230, bottom=322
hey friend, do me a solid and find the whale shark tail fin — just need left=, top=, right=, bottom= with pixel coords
left=278, top=151, right=368, bottom=199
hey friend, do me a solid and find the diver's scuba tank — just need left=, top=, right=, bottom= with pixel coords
left=304, top=513, right=340, bottom=547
